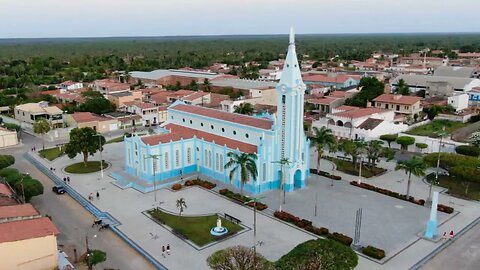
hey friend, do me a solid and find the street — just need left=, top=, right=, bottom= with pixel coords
left=1, top=133, right=155, bottom=270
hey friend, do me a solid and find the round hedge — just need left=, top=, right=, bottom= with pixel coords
left=455, top=145, right=480, bottom=157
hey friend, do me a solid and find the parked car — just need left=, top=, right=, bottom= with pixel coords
left=52, top=185, right=66, bottom=194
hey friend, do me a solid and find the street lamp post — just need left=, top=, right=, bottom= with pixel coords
left=17, top=173, right=29, bottom=203
left=85, top=234, right=97, bottom=270
left=357, top=157, right=363, bottom=185
left=429, top=127, right=447, bottom=204
left=272, top=158, right=291, bottom=211
left=245, top=196, right=266, bottom=269
left=93, top=134, right=104, bottom=180
left=145, top=154, right=162, bottom=203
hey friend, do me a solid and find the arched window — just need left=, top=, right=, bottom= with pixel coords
left=190, top=120, right=192, bottom=124
left=182, top=118, right=185, bottom=122
left=201, top=123, right=204, bottom=127
left=164, top=152, right=169, bottom=170
left=143, top=155, right=146, bottom=171
left=208, top=151, right=212, bottom=168
left=245, top=133, right=249, bottom=138
left=336, top=120, right=344, bottom=127
left=175, top=150, right=180, bottom=167
left=233, top=130, right=237, bottom=135
left=211, top=125, right=214, bottom=130
left=263, top=163, right=266, bottom=182
left=302, top=152, right=305, bottom=162
left=187, top=148, right=191, bottom=164
left=205, top=150, right=208, bottom=167
left=221, top=128, right=225, bottom=132
left=128, top=149, right=131, bottom=165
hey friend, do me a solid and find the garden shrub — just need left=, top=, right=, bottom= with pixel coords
left=379, top=134, right=398, bottom=147
left=0, top=155, right=15, bottom=170
left=219, top=188, right=268, bottom=210
left=362, top=245, right=386, bottom=259
left=424, top=153, right=480, bottom=170
left=396, top=136, right=415, bottom=151
left=455, top=145, right=480, bottom=157
left=415, top=143, right=428, bottom=150
left=184, top=179, right=216, bottom=189
left=327, top=232, right=353, bottom=246
left=309, top=169, right=342, bottom=180
left=171, top=183, right=182, bottom=191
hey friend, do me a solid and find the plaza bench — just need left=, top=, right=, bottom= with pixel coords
left=224, top=213, right=241, bottom=224
left=336, top=155, right=351, bottom=161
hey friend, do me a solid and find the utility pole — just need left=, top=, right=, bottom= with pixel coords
left=93, top=134, right=104, bottom=180
left=429, top=126, right=447, bottom=204
left=245, top=196, right=265, bottom=268
left=145, top=154, right=162, bottom=203
left=272, top=158, right=291, bottom=211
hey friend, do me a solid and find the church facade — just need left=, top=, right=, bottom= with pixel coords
left=124, top=30, right=310, bottom=194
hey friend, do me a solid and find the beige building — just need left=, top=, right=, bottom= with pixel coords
left=0, top=127, right=18, bottom=148
left=66, top=112, right=120, bottom=133
left=372, top=94, right=422, bottom=116
left=0, top=204, right=59, bottom=270
left=107, top=90, right=144, bottom=109
left=14, top=102, right=63, bottom=127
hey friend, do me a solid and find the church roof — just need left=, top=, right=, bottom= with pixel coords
left=141, top=124, right=257, bottom=153
left=170, top=104, right=273, bottom=130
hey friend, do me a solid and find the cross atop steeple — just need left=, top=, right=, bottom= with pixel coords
left=278, top=27, right=304, bottom=90
left=289, top=27, right=295, bottom=44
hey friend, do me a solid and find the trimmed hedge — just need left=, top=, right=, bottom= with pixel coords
left=184, top=179, right=216, bottom=189
left=0, top=155, right=15, bottom=170
left=171, top=183, right=182, bottom=191
left=455, top=145, right=480, bottom=157
left=327, top=232, right=353, bottom=246
left=309, top=168, right=342, bottom=180
left=415, top=143, right=428, bottom=149
left=362, top=245, right=386, bottom=260
left=219, top=188, right=268, bottom=211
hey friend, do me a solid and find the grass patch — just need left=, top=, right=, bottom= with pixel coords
left=148, top=208, right=242, bottom=247
left=64, top=161, right=109, bottom=174
left=427, top=174, right=480, bottom=200
left=39, top=146, right=65, bottom=161
left=328, top=157, right=386, bottom=178
left=106, top=136, right=125, bottom=144
left=406, top=120, right=467, bottom=138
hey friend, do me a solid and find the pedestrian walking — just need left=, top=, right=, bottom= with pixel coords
left=89, top=193, right=93, bottom=202
left=162, top=246, right=165, bottom=257
left=67, top=176, right=70, bottom=183
left=449, top=230, right=454, bottom=239
left=63, top=177, right=67, bottom=183
left=96, top=191, right=100, bottom=199
left=50, top=167, right=53, bottom=171
left=166, top=244, right=170, bottom=255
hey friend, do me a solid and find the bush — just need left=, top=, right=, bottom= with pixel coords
left=396, top=136, right=415, bottom=151
left=362, top=245, right=386, bottom=260
left=455, top=145, right=480, bottom=157
left=309, top=169, right=342, bottom=180
left=184, top=179, right=216, bottom=189
left=171, top=183, right=182, bottom=191
left=327, top=232, right=353, bottom=246
left=424, top=152, right=480, bottom=170
left=416, top=143, right=428, bottom=149
left=438, top=204, right=454, bottom=214
left=219, top=188, right=268, bottom=211
left=2, top=123, right=20, bottom=132
left=0, top=155, right=15, bottom=170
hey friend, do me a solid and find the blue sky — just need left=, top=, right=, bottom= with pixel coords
left=0, top=0, right=479, bottom=38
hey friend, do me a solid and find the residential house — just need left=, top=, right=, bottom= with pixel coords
left=0, top=127, right=18, bottom=148
left=467, top=87, right=480, bottom=106
left=59, top=81, right=83, bottom=91
left=210, top=78, right=277, bottom=96
left=302, top=74, right=361, bottom=90
left=259, top=68, right=282, bottom=81
left=92, top=79, right=131, bottom=95
left=125, top=103, right=159, bottom=126
left=107, top=90, right=143, bottom=109
left=104, top=112, right=142, bottom=129
left=306, top=89, right=359, bottom=114
left=0, top=183, right=18, bottom=206
left=372, top=94, right=422, bottom=116
left=220, top=88, right=277, bottom=113
left=66, top=112, right=119, bottom=133
left=14, top=102, right=64, bottom=128
left=447, top=93, right=469, bottom=112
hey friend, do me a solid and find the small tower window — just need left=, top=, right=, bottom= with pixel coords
left=282, top=95, right=286, bottom=104
left=245, top=133, right=249, bottom=138
left=233, top=130, right=237, bottom=135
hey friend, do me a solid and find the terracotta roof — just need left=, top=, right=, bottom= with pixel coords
left=40, top=90, right=61, bottom=95
left=170, top=104, right=273, bottom=130
left=0, top=197, right=17, bottom=207
left=182, top=91, right=209, bottom=101
left=135, top=103, right=157, bottom=110
left=356, top=118, right=384, bottom=130
left=0, top=217, right=59, bottom=243
left=329, top=91, right=349, bottom=98
left=336, top=105, right=359, bottom=112
left=142, top=124, right=257, bottom=153
left=307, top=97, right=339, bottom=105
left=0, top=204, right=39, bottom=219
left=303, top=74, right=361, bottom=84
left=71, top=112, right=111, bottom=123
left=60, top=80, right=75, bottom=86
left=123, top=101, right=137, bottom=107
left=0, top=184, right=13, bottom=196
left=332, top=108, right=388, bottom=119
left=373, top=94, right=421, bottom=105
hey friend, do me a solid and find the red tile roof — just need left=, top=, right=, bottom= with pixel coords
left=142, top=124, right=257, bottom=153
left=329, top=91, right=349, bottom=98
left=332, top=108, right=388, bottom=119
left=40, top=89, right=61, bottom=95
left=336, top=105, right=359, bottom=112
left=373, top=94, right=421, bottom=105
left=135, top=103, right=158, bottom=110
left=0, top=184, right=13, bottom=196
left=0, top=204, right=39, bottom=219
left=307, top=97, right=339, bottom=105
left=356, top=118, right=384, bottom=130
left=182, top=91, right=208, bottom=101
left=0, top=217, right=59, bottom=243
left=170, top=104, right=273, bottom=130
left=71, top=112, right=111, bottom=123
left=303, top=74, right=361, bottom=84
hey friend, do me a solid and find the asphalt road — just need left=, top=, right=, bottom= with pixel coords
left=421, top=221, right=480, bottom=270
left=1, top=134, right=155, bottom=270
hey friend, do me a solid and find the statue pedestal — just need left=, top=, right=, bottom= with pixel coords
left=424, top=220, right=437, bottom=239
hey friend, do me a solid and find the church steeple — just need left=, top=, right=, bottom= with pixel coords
left=278, top=27, right=304, bottom=90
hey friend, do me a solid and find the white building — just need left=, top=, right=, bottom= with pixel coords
left=125, top=103, right=159, bottom=126
left=0, top=127, right=18, bottom=148
left=259, top=68, right=282, bottom=81
left=59, top=81, right=83, bottom=91
left=447, top=93, right=469, bottom=111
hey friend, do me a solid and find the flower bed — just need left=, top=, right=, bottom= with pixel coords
left=350, top=181, right=454, bottom=214
left=273, top=211, right=355, bottom=246
left=171, top=183, right=182, bottom=191
left=219, top=188, right=268, bottom=211
left=362, top=245, right=386, bottom=260
left=184, top=179, right=216, bottom=189
left=310, top=168, right=342, bottom=180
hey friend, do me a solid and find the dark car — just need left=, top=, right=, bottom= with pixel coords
left=52, top=185, right=66, bottom=194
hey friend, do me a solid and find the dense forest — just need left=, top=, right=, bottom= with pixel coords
left=1, top=33, right=480, bottom=89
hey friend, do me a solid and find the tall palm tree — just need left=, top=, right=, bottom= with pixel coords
left=395, top=156, right=427, bottom=200
left=310, top=126, right=336, bottom=173
left=365, top=140, right=384, bottom=166
left=234, top=103, right=255, bottom=115
left=224, top=152, right=258, bottom=195
left=176, top=198, right=187, bottom=216
left=340, top=140, right=365, bottom=169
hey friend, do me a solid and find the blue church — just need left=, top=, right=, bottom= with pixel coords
left=124, top=29, right=310, bottom=194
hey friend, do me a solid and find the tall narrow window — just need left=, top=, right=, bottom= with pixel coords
left=164, top=152, right=169, bottom=170
left=187, top=148, right=191, bottom=164
left=175, top=150, right=180, bottom=167
left=219, top=155, right=224, bottom=172
left=128, top=149, right=131, bottom=165
left=209, top=151, right=212, bottom=168
left=216, top=153, right=219, bottom=171
left=205, top=150, right=208, bottom=167
left=143, top=155, right=146, bottom=171
left=263, top=163, right=267, bottom=182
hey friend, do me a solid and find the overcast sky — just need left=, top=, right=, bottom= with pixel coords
left=1, top=0, right=479, bottom=38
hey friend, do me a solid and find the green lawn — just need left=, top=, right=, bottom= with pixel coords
left=106, top=136, right=125, bottom=144
left=329, top=158, right=386, bottom=178
left=64, top=161, right=109, bottom=174
left=148, top=209, right=243, bottom=247
left=406, top=120, right=467, bottom=138
left=39, top=146, right=65, bottom=161
left=427, top=174, right=480, bottom=200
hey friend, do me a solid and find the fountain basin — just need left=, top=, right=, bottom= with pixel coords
left=210, top=226, right=229, bottom=236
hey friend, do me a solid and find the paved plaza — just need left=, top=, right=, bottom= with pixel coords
left=26, top=142, right=480, bottom=270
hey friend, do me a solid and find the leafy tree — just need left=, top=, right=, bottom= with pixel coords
left=64, top=127, right=105, bottom=167
left=396, top=136, right=415, bottom=152
left=340, top=140, right=365, bottom=168
left=395, top=156, right=427, bottom=200
left=78, top=97, right=116, bottom=115
left=188, top=80, right=199, bottom=91
left=395, top=79, right=410, bottom=95
left=415, top=143, right=428, bottom=153
left=365, top=140, right=383, bottom=166
left=469, top=131, right=480, bottom=148
left=379, top=134, right=398, bottom=148
left=275, top=239, right=358, bottom=270
left=176, top=197, right=187, bottom=216
left=416, top=89, right=426, bottom=98
left=0, top=155, right=15, bottom=170
left=345, top=77, right=385, bottom=107
left=203, top=78, right=212, bottom=92
left=33, top=118, right=50, bottom=150
left=224, top=152, right=258, bottom=195
left=380, top=147, right=395, bottom=161
left=21, top=176, right=44, bottom=202
left=86, top=249, right=107, bottom=270
left=455, top=145, right=480, bottom=157
left=207, top=245, right=273, bottom=270
left=310, top=127, right=336, bottom=172
left=234, top=103, right=255, bottom=115
left=423, top=105, right=455, bottom=121
left=1, top=123, right=20, bottom=132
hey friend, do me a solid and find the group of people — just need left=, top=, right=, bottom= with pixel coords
left=63, top=177, right=70, bottom=183
left=49, top=167, right=57, bottom=172
left=31, top=146, right=36, bottom=151
left=442, top=230, right=455, bottom=240
left=162, top=244, right=171, bottom=257
left=88, top=192, right=100, bottom=202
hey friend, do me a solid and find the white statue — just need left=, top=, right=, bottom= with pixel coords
left=216, top=217, right=222, bottom=228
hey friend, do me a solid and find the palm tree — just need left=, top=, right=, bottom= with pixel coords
left=234, top=103, right=255, bottom=115
left=395, top=156, right=427, bottom=200
left=176, top=198, right=187, bottom=216
left=203, top=78, right=212, bottom=92
left=365, top=140, right=384, bottom=167
left=224, top=152, right=258, bottom=195
left=310, top=126, right=336, bottom=173
left=340, top=140, right=365, bottom=168
left=33, top=118, right=50, bottom=150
